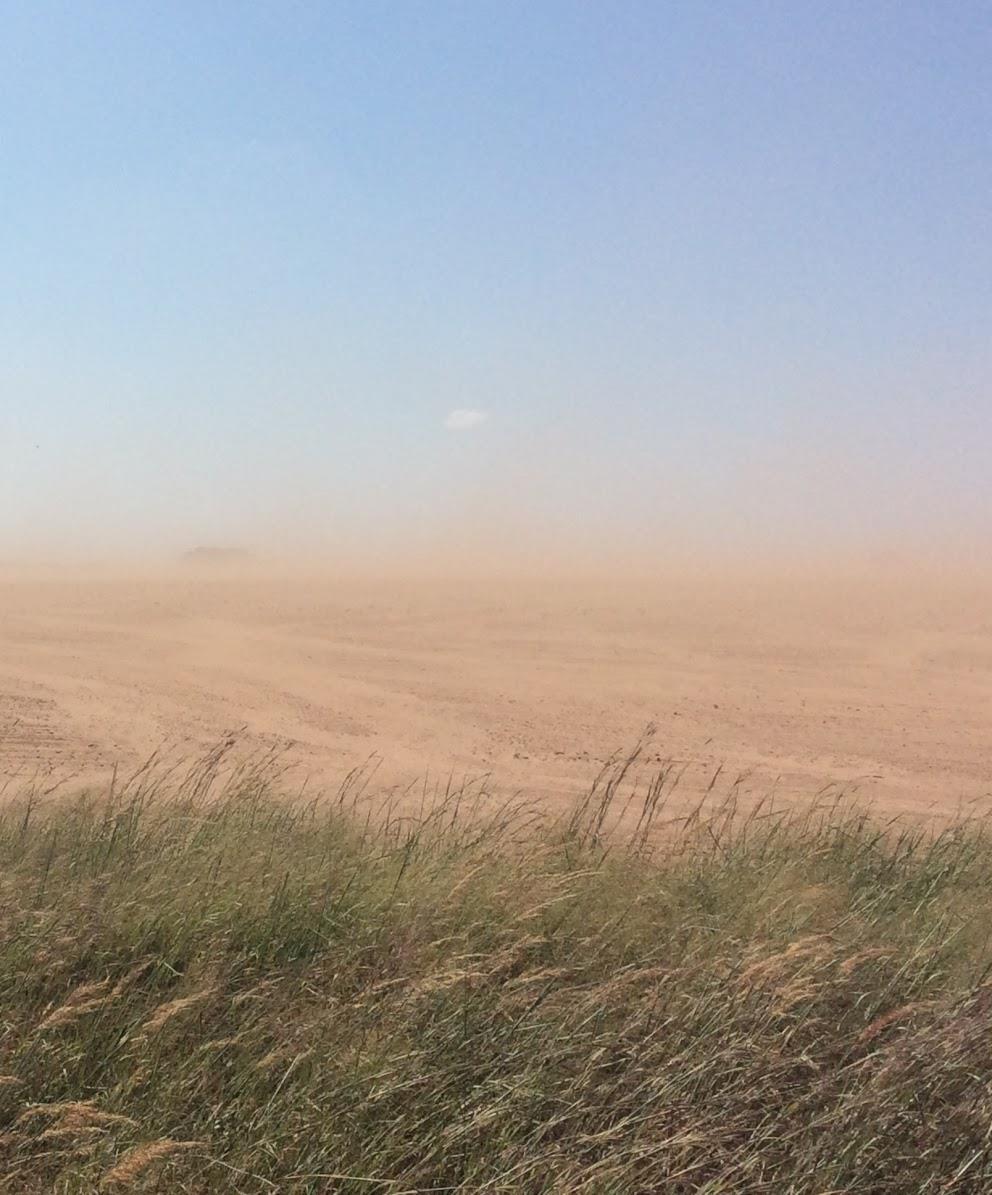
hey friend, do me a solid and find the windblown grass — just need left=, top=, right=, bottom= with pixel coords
left=1, top=739, right=992, bottom=1191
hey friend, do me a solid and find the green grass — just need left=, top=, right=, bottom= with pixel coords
left=1, top=740, right=992, bottom=1191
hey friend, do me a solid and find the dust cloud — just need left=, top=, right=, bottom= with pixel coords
left=1, top=537, right=990, bottom=816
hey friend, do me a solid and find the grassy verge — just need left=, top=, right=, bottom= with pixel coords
left=1, top=743, right=991, bottom=1191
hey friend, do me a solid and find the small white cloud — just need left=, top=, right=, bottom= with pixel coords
left=444, top=408, right=489, bottom=431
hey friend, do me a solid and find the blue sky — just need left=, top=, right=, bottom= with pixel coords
left=2, top=2, right=989, bottom=558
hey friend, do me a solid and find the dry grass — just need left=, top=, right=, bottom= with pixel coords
left=0, top=738, right=991, bottom=1190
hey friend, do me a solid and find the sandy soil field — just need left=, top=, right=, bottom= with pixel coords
left=0, top=562, right=989, bottom=815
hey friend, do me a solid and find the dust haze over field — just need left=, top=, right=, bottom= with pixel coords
left=3, top=0, right=989, bottom=826
left=2, top=545, right=990, bottom=817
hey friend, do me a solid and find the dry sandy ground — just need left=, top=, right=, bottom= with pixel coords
left=0, top=562, right=990, bottom=815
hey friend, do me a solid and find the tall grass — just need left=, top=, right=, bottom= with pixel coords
left=1, top=739, right=992, bottom=1191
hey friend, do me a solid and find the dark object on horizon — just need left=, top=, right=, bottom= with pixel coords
left=182, top=547, right=254, bottom=567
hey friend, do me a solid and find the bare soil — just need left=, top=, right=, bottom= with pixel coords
left=1, top=562, right=989, bottom=813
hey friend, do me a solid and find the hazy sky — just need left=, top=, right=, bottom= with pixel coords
left=2, top=2, right=989, bottom=561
